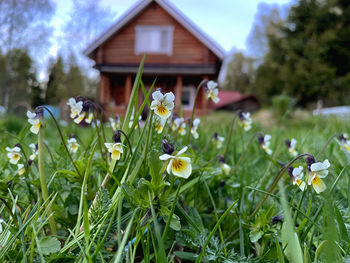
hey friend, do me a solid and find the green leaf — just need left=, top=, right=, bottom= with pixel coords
left=38, top=236, right=61, bottom=255
left=174, top=251, right=197, bottom=261
left=249, top=229, right=263, bottom=243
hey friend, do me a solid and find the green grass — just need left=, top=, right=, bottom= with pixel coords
left=0, top=73, right=350, bottom=262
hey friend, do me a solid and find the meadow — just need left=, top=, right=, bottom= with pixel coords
left=0, top=64, right=350, bottom=262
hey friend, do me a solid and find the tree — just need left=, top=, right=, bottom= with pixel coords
left=45, top=56, right=67, bottom=105
left=0, top=0, right=55, bottom=109
left=254, top=0, right=350, bottom=106
left=223, top=52, right=255, bottom=93
left=61, top=0, right=116, bottom=74
left=245, top=3, right=284, bottom=60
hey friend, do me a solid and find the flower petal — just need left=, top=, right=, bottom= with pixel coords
left=171, top=157, right=192, bottom=179
left=159, top=154, right=173, bottom=160
left=312, top=176, right=326, bottom=194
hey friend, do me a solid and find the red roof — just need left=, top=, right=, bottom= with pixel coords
left=212, top=91, right=243, bottom=109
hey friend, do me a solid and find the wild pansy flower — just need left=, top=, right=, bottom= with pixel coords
left=258, top=134, right=272, bottom=155
left=109, top=115, right=120, bottom=131
left=159, top=140, right=192, bottom=179
left=219, top=156, right=231, bottom=176
left=105, top=131, right=125, bottom=161
left=237, top=110, right=252, bottom=131
left=178, top=122, right=186, bottom=136
left=67, top=97, right=83, bottom=119
left=205, top=81, right=220, bottom=103
left=16, top=163, right=26, bottom=175
left=306, top=156, right=329, bottom=194
left=213, top=132, right=224, bottom=149
left=27, top=107, right=44, bottom=134
left=173, top=117, right=186, bottom=136
left=154, top=116, right=167, bottom=134
left=191, top=118, right=200, bottom=139
left=29, top=143, right=38, bottom=160
left=288, top=166, right=306, bottom=191
left=74, top=97, right=94, bottom=124
left=338, top=134, right=350, bottom=153
left=68, top=136, right=79, bottom=153
left=285, top=138, right=298, bottom=157
left=170, top=113, right=179, bottom=131
left=150, top=90, right=175, bottom=119
left=6, top=146, right=21, bottom=164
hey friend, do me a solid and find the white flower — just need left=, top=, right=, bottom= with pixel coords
left=191, top=118, right=200, bottom=139
left=214, top=134, right=224, bottom=149
left=291, top=166, right=306, bottom=191
left=150, top=90, right=175, bottom=119
left=68, top=138, right=80, bottom=153
left=74, top=111, right=86, bottom=124
left=17, top=163, right=25, bottom=175
left=155, top=116, right=167, bottom=134
left=85, top=112, right=94, bottom=124
left=159, top=146, right=192, bottom=179
left=6, top=146, right=21, bottom=164
left=288, top=138, right=298, bottom=157
left=67, top=98, right=83, bottom=119
left=27, top=110, right=42, bottom=134
left=308, top=159, right=330, bottom=194
left=260, top=134, right=272, bottom=155
left=29, top=143, right=38, bottom=160
left=239, top=112, right=252, bottom=131
left=178, top=122, right=186, bottom=136
left=109, top=116, right=120, bottom=131
left=205, top=81, right=220, bottom=104
left=105, top=143, right=125, bottom=160
left=220, top=162, right=231, bottom=176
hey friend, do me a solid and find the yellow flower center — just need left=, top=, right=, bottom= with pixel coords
left=172, top=159, right=185, bottom=172
left=156, top=105, right=168, bottom=116
left=13, top=153, right=20, bottom=160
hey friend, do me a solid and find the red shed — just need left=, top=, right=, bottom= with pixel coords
left=84, top=0, right=225, bottom=117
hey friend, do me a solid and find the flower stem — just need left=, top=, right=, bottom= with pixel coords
left=186, top=80, right=207, bottom=145
left=38, top=129, right=57, bottom=235
left=162, top=179, right=182, bottom=241
left=42, top=106, right=82, bottom=178
left=223, top=114, right=237, bottom=157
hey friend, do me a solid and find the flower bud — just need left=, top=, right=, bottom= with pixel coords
left=112, top=130, right=122, bottom=143
left=162, top=139, right=174, bottom=155
left=306, top=155, right=316, bottom=171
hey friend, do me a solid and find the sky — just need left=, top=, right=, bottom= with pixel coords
left=50, top=0, right=293, bottom=56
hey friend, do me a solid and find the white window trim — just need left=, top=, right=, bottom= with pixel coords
left=135, top=25, right=174, bottom=56
left=181, top=86, right=195, bottom=110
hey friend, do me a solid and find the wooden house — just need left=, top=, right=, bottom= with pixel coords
left=84, top=0, right=225, bottom=117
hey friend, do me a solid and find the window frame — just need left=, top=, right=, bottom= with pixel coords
left=134, top=25, right=174, bottom=56
left=181, top=86, right=195, bottom=110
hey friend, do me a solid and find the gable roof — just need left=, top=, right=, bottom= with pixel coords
left=83, top=0, right=225, bottom=60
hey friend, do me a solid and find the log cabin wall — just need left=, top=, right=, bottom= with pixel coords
left=95, top=2, right=219, bottom=66
left=91, top=0, right=223, bottom=117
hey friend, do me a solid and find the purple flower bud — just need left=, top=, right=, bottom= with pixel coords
left=271, top=214, right=283, bottom=224
left=28, top=159, right=33, bottom=166
left=236, top=109, right=244, bottom=120
left=76, top=96, right=86, bottom=102
left=218, top=155, right=225, bottom=163
left=338, top=134, right=347, bottom=143
left=285, top=139, right=291, bottom=148
left=112, top=130, right=121, bottom=143
left=219, top=180, right=225, bottom=188
left=35, top=106, right=44, bottom=118
left=306, top=156, right=316, bottom=171
left=288, top=166, right=294, bottom=178
left=258, top=135, right=264, bottom=145
left=14, top=143, right=21, bottom=148
left=162, top=139, right=174, bottom=155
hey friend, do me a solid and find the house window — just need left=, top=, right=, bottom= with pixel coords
left=135, top=26, right=173, bottom=55
left=181, top=86, right=195, bottom=109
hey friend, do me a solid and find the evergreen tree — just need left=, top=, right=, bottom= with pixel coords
left=254, top=0, right=350, bottom=106
left=45, top=56, right=67, bottom=105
